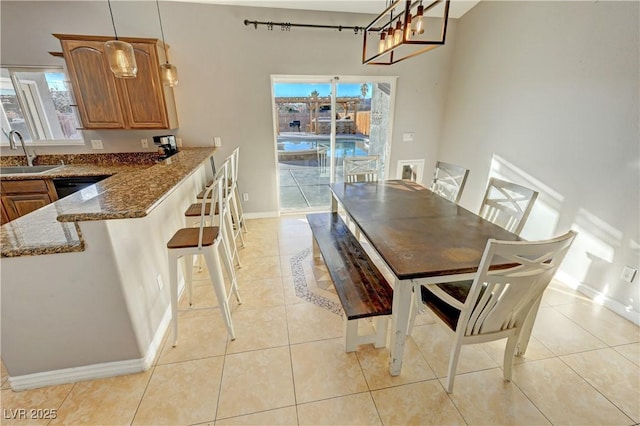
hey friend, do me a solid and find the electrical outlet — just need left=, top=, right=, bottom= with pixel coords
left=176, top=138, right=183, bottom=148
left=91, top=139, right=103, bottom=150
left=141, top=139, right=149, bottom=148
left=156, top=274, right=164, bottom=290
left=621, top=266, right=637, bottom=283
left=243, top=193, right=249, bottom=201
left=214, top=136, right=222, bottom=147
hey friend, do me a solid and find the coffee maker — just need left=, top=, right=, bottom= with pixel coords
left=153, top=135, right=178, bottom=159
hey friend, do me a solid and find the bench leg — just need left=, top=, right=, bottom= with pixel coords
left=344, top=318, right=358, bottom=352
left=374, top=316, right=389, bottom=348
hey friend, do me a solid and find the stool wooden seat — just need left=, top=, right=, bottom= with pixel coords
left=184, top=202, right=216, bottom=217
left=167, top=226, right=218, bottom=248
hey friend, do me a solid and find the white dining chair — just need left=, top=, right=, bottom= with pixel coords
left=430, top=161, right=469, bottom=204
left=417, top=231, right=576, bottom=393
left=479, top=177, right=539, bottom=235
left=344, top=155, right=380, bottom=183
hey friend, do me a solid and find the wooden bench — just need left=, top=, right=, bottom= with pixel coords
left=306, top=212, right=394, bottom=352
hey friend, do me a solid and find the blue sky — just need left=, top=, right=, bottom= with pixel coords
left=274, top=83, right=372, bottom=98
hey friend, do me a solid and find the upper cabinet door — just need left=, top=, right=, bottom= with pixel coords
left=61, top=39, right=126, bottom=129
left=118, top=43, right=169, bottom=129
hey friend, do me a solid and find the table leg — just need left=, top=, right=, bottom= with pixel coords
left=331, top=192, right=338, bottom=213
left=389, top=278, right=413, bottom=376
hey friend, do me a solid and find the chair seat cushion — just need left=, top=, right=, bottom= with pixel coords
left=420, top=280, right=473, bottom=331
left=167, top=226, right=220, bottom=249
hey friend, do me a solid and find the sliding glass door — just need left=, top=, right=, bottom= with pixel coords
left=272, top=76, right=396, bottom=212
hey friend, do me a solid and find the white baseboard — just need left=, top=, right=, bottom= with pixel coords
left=8, top=358, right=146, bottom=391
left=8, top=282, right=181, bottom=391
left=555, top=271, right=640, bottom=326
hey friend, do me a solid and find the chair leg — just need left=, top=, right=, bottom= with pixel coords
left=220, top=231, right=242, bottom=305
left=231, top=194, right=246, bottom=247
left=203, top=247, right=236, bottom=340
left=168, top=252, right=179, bottom=347
left=223, top=206, right=242, bottom=268
left=503, top=334, right=519, bottom=382
left=233, top=185, right=248, bottom=233
left=446, top=339, right=463, bottom=393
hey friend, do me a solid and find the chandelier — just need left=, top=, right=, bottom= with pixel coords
left=363, top=0, right=450, bottom=65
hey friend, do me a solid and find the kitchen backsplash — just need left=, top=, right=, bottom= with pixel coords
left=0, top=152, right=161, bottom=167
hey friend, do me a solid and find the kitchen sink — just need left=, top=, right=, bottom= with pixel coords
left=0, top=165, right=63, bottom=175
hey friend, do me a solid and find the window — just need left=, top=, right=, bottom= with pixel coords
left=1, top=67, right=82, bottom=145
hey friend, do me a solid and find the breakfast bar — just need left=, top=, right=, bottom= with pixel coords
left=1, top=148, right=215, bottom=390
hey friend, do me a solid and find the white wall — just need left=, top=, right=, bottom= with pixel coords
left=0, top=1, right=457, bottom=215
left=438, top=1, right=640, bottom=319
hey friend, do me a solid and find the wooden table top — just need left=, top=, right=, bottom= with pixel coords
left=329, top=180, right=521, bottom=280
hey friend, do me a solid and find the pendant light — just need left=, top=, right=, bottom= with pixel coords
left=413, top=2, right=425, bottom=35
left=104, top=0, right=137, bottom=78
left=156, top=0, right=179, bottom=87
left=362, top=0, right=450, bottom=65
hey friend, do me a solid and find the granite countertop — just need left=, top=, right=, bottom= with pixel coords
left=1, top=147, right=215, bottom=257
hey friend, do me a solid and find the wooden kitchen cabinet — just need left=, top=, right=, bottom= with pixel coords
left=1, top=179, right=59, bottom=224
left=54, top=34, right=178, bottom=130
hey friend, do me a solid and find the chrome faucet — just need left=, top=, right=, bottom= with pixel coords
left=8, top=130, right=36, bottom=167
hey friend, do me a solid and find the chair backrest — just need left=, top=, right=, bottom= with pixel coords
left=459, top=230, right=576, bottom=337
left=344, top=155, right=379, bottom=183
left=479, top=178, right=539, bottom=235
left=197, top=171, right=224, bottom=249
left=230, top=147, right=240, bottom=184
left=430, top=161, right=469, bottom=204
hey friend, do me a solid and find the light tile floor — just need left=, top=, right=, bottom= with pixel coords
left=1, top=216, right=639, bottom=425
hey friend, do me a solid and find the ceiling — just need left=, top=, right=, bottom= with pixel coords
left=172, top=0, right=481, bottom=19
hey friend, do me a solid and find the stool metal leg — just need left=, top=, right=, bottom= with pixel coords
left=168, top=251, right=179, bottom=347
left=203, top=247, right=236, bottom=340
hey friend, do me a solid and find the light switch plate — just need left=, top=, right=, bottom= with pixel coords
left=403, top=132, right=414, bottom=142
left=141, top=139, right=149, bottom=148
left=214, top=137, right=222, bottom=147
left=91, top=139, right=103, bottom=150
left=176, top=138, right=183, bottom=148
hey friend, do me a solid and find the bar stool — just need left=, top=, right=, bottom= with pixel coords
left=167, top=175, right=241, bottom=345
left=185, top=159, right=241, bottom=269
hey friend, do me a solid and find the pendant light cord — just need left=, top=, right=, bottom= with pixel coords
left=156, top=0, right=170, bottom=65
left=107, top=0, right=119, bottom=39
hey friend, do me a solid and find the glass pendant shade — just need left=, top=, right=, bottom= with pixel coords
left=414, top=5, right=425, bottom=35
left=405, top=14, right=413, bottom=40
left=161, top=63, right=179, bottom=87
left=393, top=20, right=403, bottom=45
left=386, top=27, right=394, bottom=50
left=104, top=40, right=138, bottom=78
left=378, top=32, right=386, bottom=53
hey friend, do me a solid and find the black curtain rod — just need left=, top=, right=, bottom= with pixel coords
left=243, top=19, right=365, bottom=34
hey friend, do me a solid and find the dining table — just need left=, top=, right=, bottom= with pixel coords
left=329, top=179, right=522, bottom=376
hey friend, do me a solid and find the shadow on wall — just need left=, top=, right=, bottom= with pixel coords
left=487, top=154, right=635, bottom=319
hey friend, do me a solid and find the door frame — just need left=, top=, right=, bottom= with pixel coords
left=270, top=74, right=398, bottom=213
